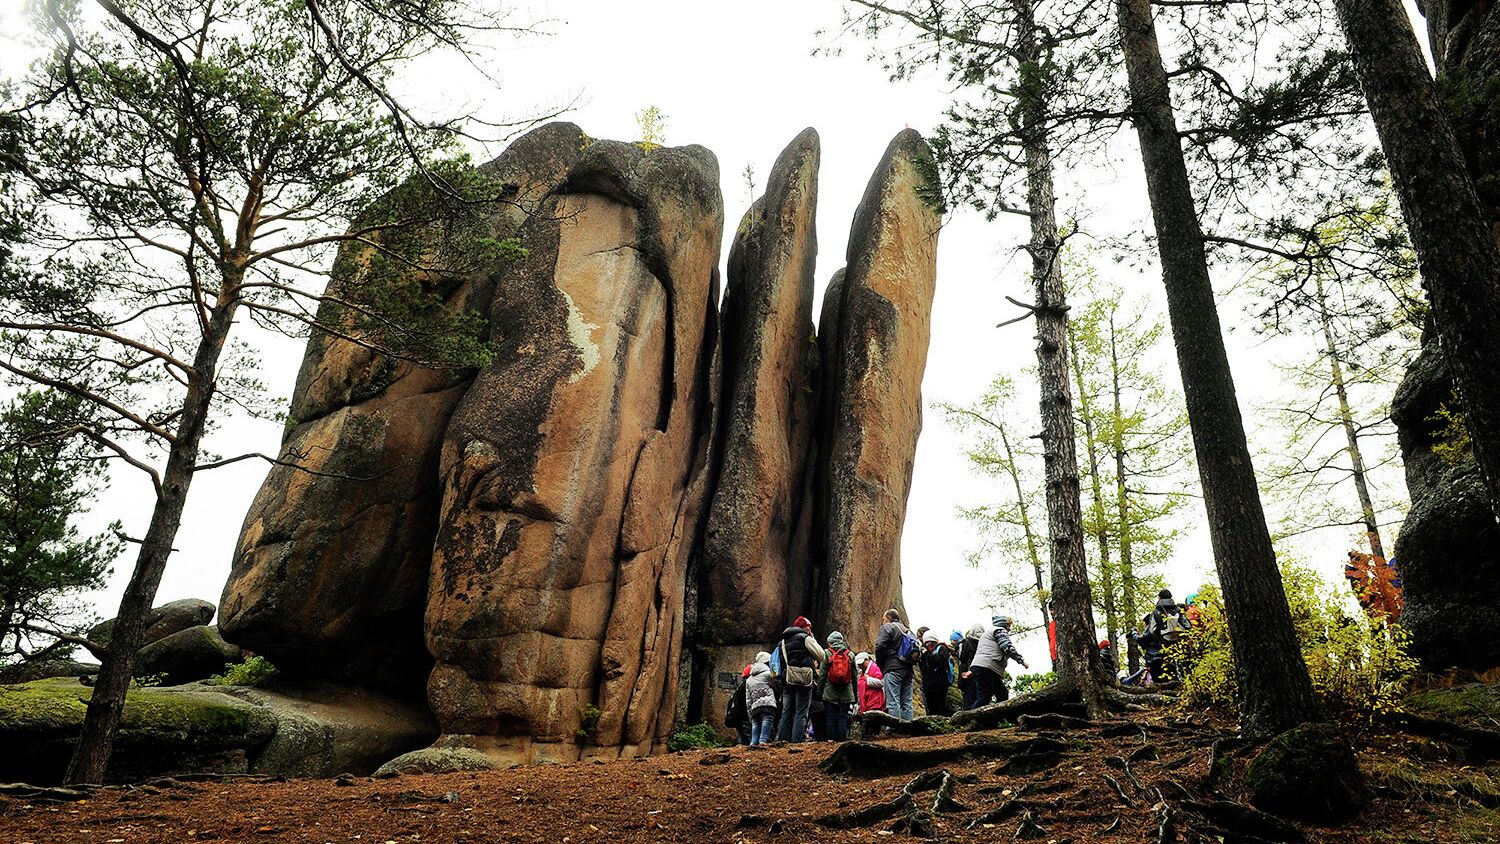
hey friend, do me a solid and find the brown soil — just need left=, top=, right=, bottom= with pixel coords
left=2, top=714, right=1495, bottom=843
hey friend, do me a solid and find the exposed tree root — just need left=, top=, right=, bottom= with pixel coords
left=820, top=735, right=1066, bottom=777
left=0, top=783, right=96, bottom=803
left=1102, top=772, right=1139, bottom=808
left=950, top=683, right=1082, bottom=730
left=1014, top=808, right=1048, bottom=840
left=967, top=798, right=1025, bottom=828
left=1016, top=712, right=1095, bottom=731
left=1101, top=814, right=1122, bottom=834
left=855, top=709, right=956, bottom=738
left=930, top=770, right=970, bottom=813
left=1382, top=711, right=1500, bottom=760
left=1180, top=798, right=1305, bottom=843
left=819, top=768, right=970, bottom=829
left=815, top=792, right=913, bottom=828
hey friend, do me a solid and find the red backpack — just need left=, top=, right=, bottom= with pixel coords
left=827, top=649, right=853, bottom=685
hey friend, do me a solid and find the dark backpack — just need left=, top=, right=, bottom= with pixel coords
left=827, top=649, right=853, bottom=685
left=897, top=630, right=921, bottom=665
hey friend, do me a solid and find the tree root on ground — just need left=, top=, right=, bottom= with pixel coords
left=820, top=735, right=1067, bottom=777
left=1102, top=772, right=1139, bottom=808
left=1180, top=798, right=1305, bottom=843
left=819, top=767, right=970, bottom=829
left=0, top=783, right=96, bottom=803
left=855, top=709, right=956, bottom=738
left=1016, top=712, right=1094, bottom=731
left=1382, top=711, right=1500, bottom=760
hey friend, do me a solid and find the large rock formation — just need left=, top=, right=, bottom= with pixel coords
left=220, top=124, right=586, bottom=694
left=1392, top=2, right=1500, bottom=670
left=218, top=122, right=941, bottom=769
left=423, top=136, right=722, bottom=766
left=813, top=129, right=941, bottom=647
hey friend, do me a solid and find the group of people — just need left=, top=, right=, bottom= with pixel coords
left=1123, top=589, right=1199, bottom=686
left=726, top=609, right=1031, bottom=746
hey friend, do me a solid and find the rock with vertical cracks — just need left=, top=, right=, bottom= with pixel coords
left=219, top=123, right=588, bottom=695
left=423, top=136, right=722, bottom=766
left=813, top=129, right=941, bottom=646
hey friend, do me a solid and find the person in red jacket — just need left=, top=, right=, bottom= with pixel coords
left=855, top=652, right=886, bottom=714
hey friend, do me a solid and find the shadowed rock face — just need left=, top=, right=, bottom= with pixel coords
left=703, top=128, right=821, bottom=643
left=424, top=138, right=722, bottom=765
left=220, top=124, right=590, bottom=694
left=1392, top=2, right=1500, bottom=670
left=813, top=129, right=941, bottom=648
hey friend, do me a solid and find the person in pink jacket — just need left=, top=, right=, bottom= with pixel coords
left=855, top=651, right=886, bottom=714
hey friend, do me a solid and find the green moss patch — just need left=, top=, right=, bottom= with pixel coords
left=1404, top=683, right=1500, bottom=730
left=1247, top=722, right=1366, bottom=821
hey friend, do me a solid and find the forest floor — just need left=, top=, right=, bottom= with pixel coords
left=1, top=710, right=1496, bottom=844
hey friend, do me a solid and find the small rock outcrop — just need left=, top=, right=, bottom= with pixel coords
left=89, top=598, right=214, bottom=650
left=134, top=625, right=242, bottom=686
left=813, top=129, right=941, bottom=646
left=1390, top=0, right=1500, bottom=670
left=1247, top=722, right=1365, bottom=821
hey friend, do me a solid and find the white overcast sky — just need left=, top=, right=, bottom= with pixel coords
left=2, top=1, right=1432, bottom=669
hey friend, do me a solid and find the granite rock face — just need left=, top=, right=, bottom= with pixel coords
left=812, top=129, right=941, bottom=648
left=220, top=124, right=587, bottom=694
left=1391, top=1, right=1500, bottom=670
left=220, top=123, right=942, bottom=764
left=90, top=598, right=215, bottom=650
left=423, top=136, right=722, bottom=765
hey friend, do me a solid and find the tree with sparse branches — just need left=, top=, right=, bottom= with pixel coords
left=2, top=0, right=546, bottom=783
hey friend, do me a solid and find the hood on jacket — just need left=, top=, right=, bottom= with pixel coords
left=965, top=624, right=984, bottom=639
left=1155, top=596, right=1179, bottom=614
left=922, top=631, right=939, bottom=645
left=755, top=651, right=771, bottom=665
left=828, top=631, right=848, bottom=650
left=854, top=651, right=871, bottom=666
left=949, top=630, right=963, bottom=644
left=749, top=661, right=771, bottom=678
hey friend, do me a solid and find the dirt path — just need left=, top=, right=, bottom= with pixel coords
left=1, top=717, right=1494, bottom=843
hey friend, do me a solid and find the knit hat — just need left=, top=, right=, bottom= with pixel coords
left=1185, top=593, right=1199, bottom=606
left=966, top=623, right=984, bottom=638
left=1158, top=589, right=1173, bottom=600
left=828, top=631, right=847, bottom=649
left=949, top=630, right=963, bottom=643
left=1099, top=639, right=1111, bottom=649
left=754, top=651, right=771, bottom=665
left=922, top=631, right=939, bottom=644
left=793, top=615, right=812, bottom=629
left=992, top=615, right=1012, bottom=629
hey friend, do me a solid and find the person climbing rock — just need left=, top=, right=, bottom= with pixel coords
left=745, top=652, right=779, bottom=746
left=875, top=609, right=918, bottom=720
left=919, top=631, right=954, bottom=716
left=820, top=630, right=856, bottom=741
left=969, top=615, right=1028, bottom=707
left=855, top=651, right=886, bottom=715
left=956, top=624, right=982, bottom=710
left=776, top=616, right=825, bottom=743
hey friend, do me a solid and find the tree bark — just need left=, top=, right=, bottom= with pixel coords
left=1109, top=315, right=1142, bottom=673
left=1115, top=0, right=1318, bottom=736
left=1333, top=0, right=1500, bottom=527
left=1016, top=0, right=1106, bottom=715
left=63, top=286, right=240, bottom=784
left=1316, top=278, right=1384, bottom=558
left=996, top=419, right=1050, bottom=634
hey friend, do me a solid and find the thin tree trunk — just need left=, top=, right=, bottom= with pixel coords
left=1316, top=278, right=1385, bottom=558
left=1333, top=0, right=1500, bottom=527
left=64, top=289, right=240, bottom=784
left=1115, top=0, right=1318, bottom=736
left=1070, top=327, right=1119, bottom=654
left=1109, top=315, right=1142, bottom=673
left=1016, top=0, right=1105, bottom=714
left=996, top=419, right=1050, bottom=634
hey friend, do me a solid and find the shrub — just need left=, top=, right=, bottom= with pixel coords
left=207, top=655, right=279, bottom=688
left=667, top=722, right=733, bottom=752
left=575, top=704, right=601, bottom=744
left=1172, top=562, right=1416, bottom=722
left=1012, top=671, right=1056, bottom=696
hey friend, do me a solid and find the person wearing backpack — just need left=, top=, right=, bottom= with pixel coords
left=725, top=662, right=752, bottom=745
left=956, top=623, right=983, bottom=710
left=918, top=631, right=955, bottom=716
left=820, top=631, right=856, bottom=741
left=874, top=609, right=918, bottom=720
left=745, top=652, right=779, bottom=746
left=1149, top=590, right=1190, bottom=681
left=855, top=651, right=886, bottom=714
left=970, top=615, right=1029, bottom=706
left=776, top=615, right=825, bottom=744
left=1130, top=611, right=1165, bottom=684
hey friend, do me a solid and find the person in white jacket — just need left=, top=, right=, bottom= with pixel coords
left=745, top=652, right=779, bottom=746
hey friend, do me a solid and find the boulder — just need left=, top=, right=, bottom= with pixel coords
left=1247, top=722, right=1365, bottom=821
left=89, top=598, right=214, bottom=650
left=812, top=129, right=941, bottom=645
left=134, top=625, right=243, bottom=686
left=1387, top=0, right=1500, bottom=671
left=0, top=659, right=98, bottom=685
left=219, top=123, right=589, bottom=695
left=0, top=678, right=434, bottom=784
left=702, top=128, right=821, bottom=643
left=423, top=134, right=722, bottom=767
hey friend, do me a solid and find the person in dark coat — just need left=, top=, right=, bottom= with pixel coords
left=919, top=631, right=954, bottom=716
left=956, top=624, right=982, bottom=710
left=726, top=664, right=752, bottom=745
left=874, top=609, right=916, bottom=720
left=1098, top=639, right=1117, bottom=682
left=775, top=615, right=826, bottom=743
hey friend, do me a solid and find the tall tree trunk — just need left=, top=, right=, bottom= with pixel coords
left=1316, top=278, right=1385, bottom=558
left=1333, top=0, right=1500, bottom=526
left=1115, top=0, right=1318, bottom=736
left=1016, top=0, right=1105, bottom=714
left=1109, top=315, right=1142, bottom=673
left=996, top=419, right=1050, bottom=634
left=64, top=289, right=240, bottom=784
left=1070, top=328, right=1119, bottom=654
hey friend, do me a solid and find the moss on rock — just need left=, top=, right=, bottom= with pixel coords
left=1246, top=722, right=1365, bottom=821
left=1403, top=683, right=1500, bottom=729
